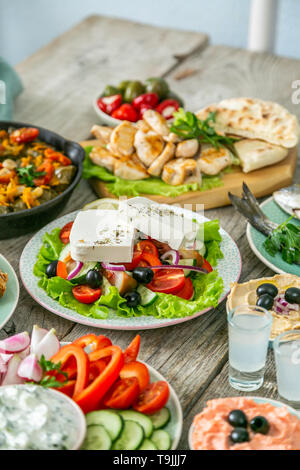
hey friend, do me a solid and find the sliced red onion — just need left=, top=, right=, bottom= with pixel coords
left=18, top=353, right=43, bottom=382
left=0, top=332, right=30, bottom=354
left=101, top=262, right=126, bottom=271
left=274, top=294, right=299, bottom=315
left=149, top=265, right=208, bottom=274
left=161, top=250, right=180, bottom=265
left=67, top=261, right=83, bottom=280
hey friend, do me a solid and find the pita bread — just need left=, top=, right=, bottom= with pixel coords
left=234, top=139, right=288, bottom=173
left=196, top=97, right=300, bottom=148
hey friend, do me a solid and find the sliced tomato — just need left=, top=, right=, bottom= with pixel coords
left=120, top=361, right=150, bottom=392
left=72, top=285, right=101, bottom=304
left=201, top=258, right=213, bottom=273
left=147, top=268, right=185, bottom=294
left=139, top=252, right=161, bottom=271
left=104, top=377, right=140, bottom=409
left=137, top=240, right=159, bottom=257
left=10, top=127, right=39, bottom=144
left=124, top=335, right=140, bottom=364
left=59, top=221, right=74, bottom=244
left=56, top=260, right=68, bottom=279
left=176, top=277, right=194, bottom=300
left=133, top=381, right=170, bottom=415
left=123, top=249, right=143, bottom=271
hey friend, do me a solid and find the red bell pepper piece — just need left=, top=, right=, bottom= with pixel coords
left=56, top=260, right=68, bottom=279
left=74, top=345, right=124, bottom=413
left=51, top=344, right=90, bottom=397
left=124, top=335, right=141, bottom=364
left=111, top=104, right=138, bottom=122
left=73, top=334, right=112, bottom=352
left=97, top=94, right=122, bottom=115
left=155, top=99, right=180, bottom=119
left=132, top=93, right=159, bottom=110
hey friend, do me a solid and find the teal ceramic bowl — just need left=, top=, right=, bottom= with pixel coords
left=0, top=254, right=19, bottom=329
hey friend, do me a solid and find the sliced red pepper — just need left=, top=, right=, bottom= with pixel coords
left=51, top=344, right=89, bottom=397
left=56, top=260, right=68, bottom=279
left=57, top=380, right=76, bottom=398
left=97, top=94, right=122, bottom=115
left=45, top=148, right=71, bottom=166
left=132, top=93, right=159, bottom=110
left=111, top=103, right=138, bottom=122
left=33, top=161, right=54, bottom=186
left=10, top=127, right=39, bottom=144
left=73, top=334, right=112, bottom=352
left=124, top=335, right=141, bottom=364
left=75, top=345, right=124, bottom=413
left=155, top=99, right=180, bottom=120
left=89, top=359, right=107, bottom=383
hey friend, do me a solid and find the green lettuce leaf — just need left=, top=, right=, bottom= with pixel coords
left=82, top=146, right=224, bottom=197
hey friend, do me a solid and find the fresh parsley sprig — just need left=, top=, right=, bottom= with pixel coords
left=263, top=217, right=300, bottom=264
left=16, top=165, right=45, bottom=187
left=170, top=108, right=239, bottom=154
left=29, top=354, right=68, bottom=389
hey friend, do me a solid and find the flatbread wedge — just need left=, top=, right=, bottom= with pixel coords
left=234, top=139, right=288, bottom=173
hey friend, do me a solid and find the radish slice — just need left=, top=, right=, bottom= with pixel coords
left=67, top=261, right=83, bottom=280
left=30, top=325, right=49, bottom=354
left=2, top=355, right=24, bottom=385
left=0, top=332, right=30, bottom=354
left=101, top=263, right=125, bottom=271
left=0, top=356, right=7, bottom=375
left=0, top=353, right=13, bottom=364
left=18, top=354, right=43, bottom=382
left=34, top=328, right=60, bottom=360
left=161, top=250, right=180, bottom=265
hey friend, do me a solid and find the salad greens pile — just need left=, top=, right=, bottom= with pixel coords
left=263, top=217, right=300, bottom=264
left=33, top=220, right=224, bottom=320
left=82, top=147, right=223, bottom=198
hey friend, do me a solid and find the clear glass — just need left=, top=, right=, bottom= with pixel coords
left=274, top=330, right=300, bottom=408
left=228, top=305, right=272, bottom=391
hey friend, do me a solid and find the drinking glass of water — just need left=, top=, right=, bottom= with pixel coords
left=228, top=305, right=272, bottom=391
left=274, top=330, right=300, bottom=407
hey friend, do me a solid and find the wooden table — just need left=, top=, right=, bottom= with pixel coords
left=2, top=16, right=300, bottom=449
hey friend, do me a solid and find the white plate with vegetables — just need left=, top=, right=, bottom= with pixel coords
left=20, top=198, right=241, bottom=330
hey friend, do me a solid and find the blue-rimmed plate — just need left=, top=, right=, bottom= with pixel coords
left=0, top=254, right=19, bottom=330
left=188, top=396, right=300, bottom=450
left=247, top=197, right=300, bottom=275
left=20, top=205, right=241, bottom=330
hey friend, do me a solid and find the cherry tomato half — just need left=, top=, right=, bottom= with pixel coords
left=60, top=221, right=74, bottom=245
left=72, top=285, right=102, bottom=304
left=10, top=127, right=39, bottom=144
left=133, top=381, right=170, bottom=415
left=123, top=250, right=143, bottom=271
left=201, top=259, right=213, bottom=273
left=175, top=277, right=194, bottom=300
left=120, top=361, right=150, bottom=392
left=147, top=268, right=185, bottom=294
left=104, top=377, right=140, bottom=409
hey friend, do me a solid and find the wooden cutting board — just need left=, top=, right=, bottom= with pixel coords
left=80, top=139, right=297, bottom=210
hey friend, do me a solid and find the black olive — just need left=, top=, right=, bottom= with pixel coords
left=124, top=291, right=141, bottom=307
left=230, top=427, right=250, bottom=444
left=228, top=409, right=248, bottom=428
left=46, top=260, right=58, bottom=278
left=256, top=283, right=278, bottom=298
left=250, top=416, right=270, bottom=435
left=86, top=270, right=103, bottom=288
left=256, top=294, right=274, bottom=310
left=285, top=287, right=300, bottom=305
left=132, top=267, right=154, bottom=284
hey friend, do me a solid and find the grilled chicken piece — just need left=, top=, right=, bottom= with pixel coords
left=198, top=145, right=231, bottom=175
left=0, top=270, right=8, bottom=298
left=143, top=110, right=170, bottom=136
left=89, top=146, right=119, bottom=172
left=110, top=121, right=137, bottom=157
left=175, top=139, right=199, bottom=158
left=114, top=154, right=149, bottom=180
left=134, top=130, right=165, bottom=167
left=90, top=125, right=113, bottom=144
left=148, top=142, right=175, bottom=177
left=136, top=120, right=151, bottom=133
left=162, top=158, right=201, bottom=186
left=164, top=132, right=180, bottom=144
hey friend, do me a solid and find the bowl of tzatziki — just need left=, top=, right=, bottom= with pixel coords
left=0, top=384, right=86, bottom=450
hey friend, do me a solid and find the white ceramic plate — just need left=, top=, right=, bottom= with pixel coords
left=0, top=253, right=19, bottom=330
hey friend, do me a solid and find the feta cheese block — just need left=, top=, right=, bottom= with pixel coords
left=118, top=197, right=198, bottom=250
left=70, top=210, right=135, bottom=262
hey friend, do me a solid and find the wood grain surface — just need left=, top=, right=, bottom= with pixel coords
left=1, top=15, right=300, bottom=450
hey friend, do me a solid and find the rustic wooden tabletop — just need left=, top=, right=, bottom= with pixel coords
left=1, top=15, right=300, bottom=449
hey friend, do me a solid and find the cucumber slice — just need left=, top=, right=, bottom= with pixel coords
left=118, top=410, right=153, bottom=438
left=151, top=430, right=171, bottom=450
left=137, top=285, right=158, bottom=306
left=112, top=420, right=144, bottom=450
left=70, top=262, right=98, bottom=282
left=149, top=407, right=170, bottom=430
left=58, top=243, right=71, bottom=263
left=139, top=439, right=158, bottom=450
left=81, top=424, right=112, bottom=450
left=86, top=410, right=123, bottom=440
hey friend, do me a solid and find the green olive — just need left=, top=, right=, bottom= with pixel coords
left=166, top=90, right=185, bottom=107
left=118, top=80, right=131, bottom=93
left=145, top=77, right=169, bottom=100
left=123, top=81, right=145, bottom=103
left=102, top=85, right=120, bottom=97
